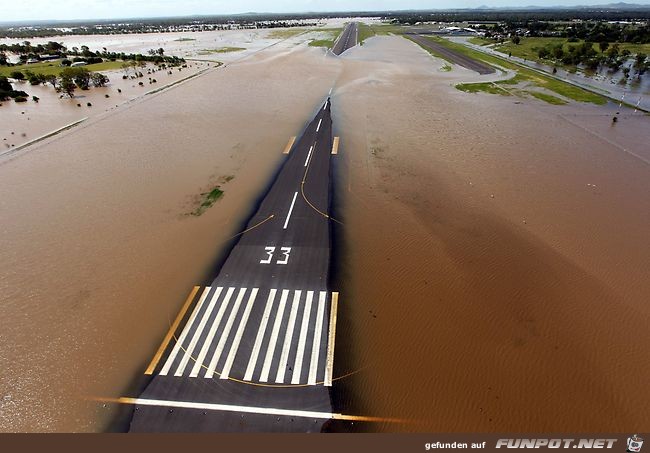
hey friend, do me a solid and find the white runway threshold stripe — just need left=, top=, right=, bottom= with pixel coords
left=159, top=287, right=340, bottom=386
left=324, top=292, right=339, bottom=387
left=160, top=286, right=212, bottom=376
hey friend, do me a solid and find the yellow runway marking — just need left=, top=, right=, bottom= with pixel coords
left=331, top=136, right=340, bottom=155
left=145, top=286, right=200, bottom=375
left=324, top=292, right=339, bottom=387
left=283, top=136, right=296, bottom=154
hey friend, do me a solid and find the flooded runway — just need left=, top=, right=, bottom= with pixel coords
left=1, top=32, right=649, bottom=432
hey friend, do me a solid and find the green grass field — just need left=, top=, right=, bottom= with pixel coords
left=307, top=28, right=343, bottom=49
left=414, top=36, right=606, bottom=105
left=467, top=37, right=494, bottom=46
left=358, top=23, right=375, bottom=45
left=267, top=28, right=306, bottom=39
left=197, top=47, right=245, bottom=55
left=493, top=37, right=650, bottom=64
left=0, top=60, right=126, bottom=77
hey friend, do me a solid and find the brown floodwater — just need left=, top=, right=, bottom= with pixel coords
left=331, top=36, right=650, bottom=432
left=0, top=32, right=648, bottom=433
left=0, top=42, right=340, bottom=432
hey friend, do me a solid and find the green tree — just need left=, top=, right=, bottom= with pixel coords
left=91, top=72, right=108, bottom=87
left=61, top=66, right=90, bottom=90
left=599, top=41, right=609, bottom=53
left=512, top=35, right=521, bottom=45
left=59, top=74, right=76, bottom=97
left=9, top=70, right=25, bottom=80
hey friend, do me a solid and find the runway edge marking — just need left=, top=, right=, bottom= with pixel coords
left=145, top=286, right=201, bottom=375
left=331, top=136, right=340, bottom=155
left=283, top=136, right=296, bottom=154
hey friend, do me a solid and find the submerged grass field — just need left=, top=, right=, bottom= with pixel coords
left=198, top=47, right=245, bottom=55
left=493, top=37, right=650, bottom=63
left=417, top=36, right=606, bottom=105
left=267, top=28, right=306, bottom=39
left=307, top=28, right=343, bottom=49
left=0, top=60, right=124, bottom=77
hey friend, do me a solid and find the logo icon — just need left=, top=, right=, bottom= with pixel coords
left=627, top=435, right=644, bottom=453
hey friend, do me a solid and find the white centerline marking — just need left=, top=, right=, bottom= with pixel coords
left=189, top=287, right=234, bottom=377
left=323, top=100, right=328, bottom=110
left=244, top=289, right=277, bottom=381
left=160, top=286, right=211, bottom=376
left=316, top=118, right=322, bottom=132
left=291, top=291, right=313, bottom=384
left=283, top=192, right=298, bottom=230
left=328, top=87, right=333, bottom=95
left=174, top=287, right=223, bottom=377
left=220, top=288, right=258, bottom=380
left=276, top=290, right=301, bottom=383
left=324, top=292, right=339, bottom=387
left=205, top=288, right=247, bottom=378
left=260, top=289, right=289, bottom=382
left=304, top=145, right=314, bottom=167
left=308, top=291, right=326, bottom=385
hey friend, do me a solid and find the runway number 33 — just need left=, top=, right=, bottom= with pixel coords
left=260, top=246, right=291, bottom=265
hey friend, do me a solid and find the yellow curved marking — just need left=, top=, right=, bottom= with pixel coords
left=227, top=214, right=275, bottom=240
left=301, top=141, right=343, bottom=225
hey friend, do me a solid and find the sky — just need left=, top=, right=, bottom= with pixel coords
left=2, top=0, right=650, bottom=22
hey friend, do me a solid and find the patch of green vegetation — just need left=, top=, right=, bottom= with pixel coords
left=419, top=36, right=606, bottom=105
left=198, top=47, right=245, bottom=55
left=307, top=28, right=343, bottom=49
left=494, top=37, right=650, bottom=63
left=440, top=63, right=452, bottom=72
left=174, top=37, right=196, bottom=42
left=190, top=186, right=224, bottom=216
left=267, top=28, right=306, bottom=39
left=468, top=37, right=493, bottom=46
left=308, top=39, right=334, bottom=48
left=370, top=24, right=405, bottom=35
left=528, top=91, right=568, bottom=105
left=358, top=23, right=375, bottom=45
left=0, top=60, right=125, bottom=77
left=456, top=82, right=509, bottom=95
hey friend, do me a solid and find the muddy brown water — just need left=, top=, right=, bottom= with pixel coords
left=1, top=34, right=648, bottom=432
left=331, top=36, right=650, bottom=432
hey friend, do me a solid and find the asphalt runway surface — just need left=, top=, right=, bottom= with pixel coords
left=129, top=97, right=340, bottom=432
left=407, top=34, right=495, bottom=75
left=332, top=22, right=359, bottom=56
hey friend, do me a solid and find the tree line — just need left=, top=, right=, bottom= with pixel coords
left=0, top=41, right=185, bottom=67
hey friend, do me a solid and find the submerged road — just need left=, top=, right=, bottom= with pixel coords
left=332, top=22, right=359, bottom=56
left=407, top=34, right=495, bottom=75
left=129, top=96, right=340, bottom=432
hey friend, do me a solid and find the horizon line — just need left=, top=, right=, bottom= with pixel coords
left=2, top=3, right=650, bottom=27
